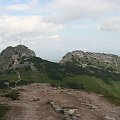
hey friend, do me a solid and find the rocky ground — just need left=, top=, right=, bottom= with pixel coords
left=0, top=83, right=120, bottom=120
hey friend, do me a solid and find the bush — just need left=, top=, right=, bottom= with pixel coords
left=5, top=90, right=20, bottom=100
left=0, top=104, right=10, bottom=120
left=60, top=80, right=85, bottom=90
left=0, top=81, right=9, bottom=89
left=50, top=81, right=61, bottom=88
left=65, top=82, right=84, bottom=90
left=50, top=79, right=85, bottom=90
left=16, top=80, right=30, bottom=86
left=105, top=95, right=120, bottom=105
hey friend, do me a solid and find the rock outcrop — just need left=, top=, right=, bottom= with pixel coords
left=59, top=50, right=120, bottom=73
left=0, top=45, right=36, bottom=72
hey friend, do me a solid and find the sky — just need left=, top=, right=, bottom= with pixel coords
left=0, top=0, right=120, bottom=62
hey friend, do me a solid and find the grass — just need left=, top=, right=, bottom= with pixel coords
left=0, top=72, right=18, bottom=82
left=1, top=70, right=120, bottom=105
left=50, top=75, right=120, bottom=105
left=0, top=104, right=10, bottom=120
left=19, top=70, right=51, bottom=83
left=0, top=59, right=120, bottom=105
left=105, top=94, right=120, bottom=105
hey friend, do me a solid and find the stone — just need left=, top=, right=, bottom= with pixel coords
left=76, top=114, right=81, bottom=118
left=104, top=115, right=116, bottom=120
left=48, top=100, right=78, bottom=119
left=63, top=115, right=72, bottom=120
left=72, top=116, right=79, bottom=120
left=64, top=109, right=77, bottom=115
left=33, top=97, right=40, bottom=101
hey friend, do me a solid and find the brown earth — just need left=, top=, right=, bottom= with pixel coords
left=0, top=83, right=120, bottom=120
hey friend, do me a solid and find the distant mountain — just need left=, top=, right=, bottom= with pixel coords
left=0, top=45, right=36, bottom=72
left=0, top=45, right=120, bottom=104
left=0, top=45, right=120, bottom=81
left=60, top=50, right=120, bottom=73
left=0, top=45, right=120, bottom=82
left=0, top=45, right=69, bottom=84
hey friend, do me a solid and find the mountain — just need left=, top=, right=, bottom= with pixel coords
left=60, top=50, right=120, bottom=73
left=0, top=45, right=69, bottom=84
left=0, top=45, right=36, bottom=72
left=60, top=50, right=120, bottom=80
left=1, top=45, right=120, bottom=82
left=60, top=50, right=120, bottom=104
left=0, top=45, right=120, bottom=104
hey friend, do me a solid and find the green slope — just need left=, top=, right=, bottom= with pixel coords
left=0, top=57, right=120, bottom=105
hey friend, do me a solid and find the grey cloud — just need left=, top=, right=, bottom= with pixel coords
left=98, top=16, right=120, bottom=32
left=43, top=0, right=120, bottom=23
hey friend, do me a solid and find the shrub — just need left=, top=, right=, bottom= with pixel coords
left=5, top=90, right=20, bottom=100
left=50, top=81, right=61, bottom=88
left=0, top=104, right=10, bottom=120
left=16, top=80, right=30, bottom=86
left=65, top=82, right=84, bottom=90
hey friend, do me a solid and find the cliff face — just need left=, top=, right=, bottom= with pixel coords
left=59, top=50, right=120, bottom=73
left=0, top=45, right=36, bottom=71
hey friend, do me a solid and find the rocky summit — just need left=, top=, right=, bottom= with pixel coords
left=60, top=50, right=120, bottom=73
left=0, top=45, right=36, bottom=72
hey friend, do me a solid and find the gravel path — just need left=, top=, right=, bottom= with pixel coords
left=2, top=83, right=120, bottom=120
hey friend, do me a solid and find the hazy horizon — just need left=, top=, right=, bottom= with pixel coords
left=0, top=44, right=120, bottom=63
left=0, top=0, right=120, bottom=61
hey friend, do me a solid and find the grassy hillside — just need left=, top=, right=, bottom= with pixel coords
left=51, top=75, right=120, bottom=105
left=0, top=72, right=120, bottom=105
left=0, top=57, right=120, bottom=105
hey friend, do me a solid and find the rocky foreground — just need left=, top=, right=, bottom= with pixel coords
left=0, top=83, right=120, bottom=120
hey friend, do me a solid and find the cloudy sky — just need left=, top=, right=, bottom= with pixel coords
left=0, top=0, right=120, bottom=61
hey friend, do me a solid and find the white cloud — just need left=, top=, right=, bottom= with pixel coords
left=49, top=34, right=60, bottom=41
left=28, top=0, right=41, bottom=13
left=44, top=0, right=119, bottom=22
left=0, top=0, right=120, bottom=23
left=6, top=4, right=28, bottom=11
left=0, top=0, right=41, bottom=14
left=0, top=15, right=64, bottom=45
left=72, top=25, right=94, bottom=29
left=0, top=0, right=120, bottom=60
left=98, top=16, right=120, bottom=32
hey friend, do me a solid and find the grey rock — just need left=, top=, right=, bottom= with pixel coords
left=48, top=100, right=78, bottom=120
left=0, top=45, right=36, bottom=72
left=33, top=97, right=40, bottom=101
left=64, top=109, right=77, bottom=115
left=59, top=50, right=120, bottom=73
left=104, top=115, right=116, bottom=120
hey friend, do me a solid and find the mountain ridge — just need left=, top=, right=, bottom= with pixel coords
left=0, top=45, right=120, bottom=105
left=60, top=50, right=120, bottom=73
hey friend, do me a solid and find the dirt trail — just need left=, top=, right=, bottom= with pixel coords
left=2, top=84, right=120, bottom=120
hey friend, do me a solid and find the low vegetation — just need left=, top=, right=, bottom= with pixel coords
left=50, top=75, right=120, bottom=105
left=0, top=104, right=10, bottom=120
left=4, top=90, right=20, bottom=100
left=0, top=57, right=120, bottom=105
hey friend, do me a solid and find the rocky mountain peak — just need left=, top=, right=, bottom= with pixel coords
left=59, top=50, right=120, bottom=73
left=0, top=45, right=36, bottom=72
left=0, top=45, right=36, bottom=59
left=14, top=45, right=36, bottom=57
left=60, top=50, right=119, bottom=63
